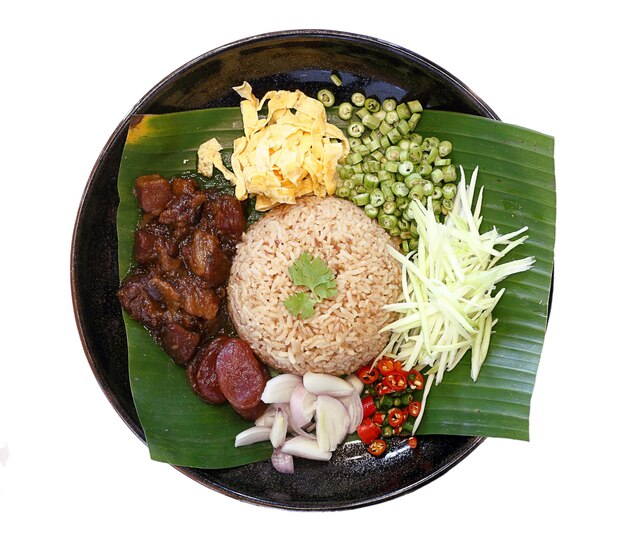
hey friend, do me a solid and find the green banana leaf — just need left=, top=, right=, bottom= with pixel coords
left=117, top=106, right=555, bottom=468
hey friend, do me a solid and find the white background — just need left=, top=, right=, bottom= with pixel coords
left=1, top=1, right=624, bottom=547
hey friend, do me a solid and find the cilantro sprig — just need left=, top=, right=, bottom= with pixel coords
left=284, top=252, right=337, bottom=319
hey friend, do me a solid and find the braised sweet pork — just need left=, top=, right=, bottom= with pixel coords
left=117, top=174, right=245, bottom=365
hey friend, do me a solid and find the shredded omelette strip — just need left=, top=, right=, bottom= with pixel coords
left=198, top=81, right=349, bottom=211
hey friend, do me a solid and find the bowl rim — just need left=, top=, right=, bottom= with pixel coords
left=71, top=28, right=499, bottom=509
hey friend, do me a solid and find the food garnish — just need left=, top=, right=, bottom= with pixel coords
left=329, top=91, right=459, bottom=253
left=283, top=251, right=337, bottom=319
left=198, top=82, right=349, bottom=211
left=378, top=166, right=534, bottom=432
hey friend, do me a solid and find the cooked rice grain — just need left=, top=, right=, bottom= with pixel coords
left=227, top=196, right=401, bottom=376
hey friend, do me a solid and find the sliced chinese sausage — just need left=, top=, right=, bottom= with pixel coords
left=232, top=400, right=268, bottom=422
left=187, top=336, right=228, bottom=404
left=215, top=338, right=268, bottom=419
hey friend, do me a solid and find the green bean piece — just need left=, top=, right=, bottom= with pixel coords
left=396, top=119, right=410, bottom=136
left=407, top=113, right=422, bottom=130
left=398, top=161, right=415, bottom=176
left=347, top=122, right=365, bottom=138
left=396, top=103, right=411, bottom=120
left=365, top=97, right=380, bottom=112
left=398, top=139, right=411, bottom=150
left=378, top=121, right=393, bottom=136
left=422, top=136, right=440, bottom=150
left=339, top=166, right=354, bottom=180
left=408, top=147, right=423, bottom=163
left=382, top=98, right=397, bottom=112
left=392, top=181, right=410, bottom=197
left=397, top=196, right=408, bottom=207
left=399, top=149, right=410, bottom=162
left=385, top=146, right=401, bottom=162
left=382, top=201, right=396, bottom=215
left=336, top=185, right=351, bottom=198
left=442, top=198, right=455, bottom=211
left=434, top=157, right=451, bottom=166
left=349, top=189, right=358, bottom=199
left=330, top=73, right=342, bottom=86
left=343, top=179, right=355, bottom=190
left=352, top=173, right=364, bottom=185
left=380, top=135, right=391, bottom=149
left=410, top=222, right=419, bottom=238
left=409, top=133, right=423, bottom=145
left=402, top=208, right=414, bottom=221
left=355, top=144, right=370, bottom=155
left=353, top=163, right=363, bottom=174
left=369, top=189, right=385, bottom=207
left=423, top=181, right=434, bottom=196
left=348, top=137, right=362, bottom=149
left=361, top=135, right=372, bottom=145
left=431, top=200, right=442, bottom=214
left=362, top=113, right=381, bottom=130
left=409, top=238, right=419, bottom=251
left=317, top=89, right=335, bottom=107
left=385, top=110, right=400, bottom=125
left=418, top=163, right=432, bottom=177
left=442, top=183, right=457, bottom=199
left=351, top=92, right=366, bottom=107
left=364, top=204, right=379, bottom=219
left=368, top=139, right=381, bottom=152
left=425, top=147, right=438, bottom=164
left=387, top=128, right=402, bottom=144
left=363, top=173, right=379, bottom=190
left=355, top=107, right=368, bottom=119
left=385, top=160, right=399, bottom=173
left=407, top=99, right=423, bottom=113
left=442, top=165, right=457, bottom=182
left=371, top=150, right=385, bottom=161
left=409, top=184, right=424, bottom=200
left=397, top=219, right=410, bottom=231
left=388, top=226, right=401, bottom=237
left=438, top=140, right=453, bottom=157
left=379, top=214, right=398, bottom=230
left=378, top=169, right=393, bottom=182
left=432, top=186, right=443, bottom=200
left=345, top=152, right=363, bottom=165
left=353, top=193, right=371, bottom=207
left=381, top=183, right=396, bottom=202
left=401, top=240, right=410, bottom=253
left=431, top=168, right=444, bottom=184
left=355, top=185, right=367, bottom=194
left=338, top=102, right=353, bottom=120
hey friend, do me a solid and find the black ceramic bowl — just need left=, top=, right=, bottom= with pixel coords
left=71, top=29, right=498, bottom=510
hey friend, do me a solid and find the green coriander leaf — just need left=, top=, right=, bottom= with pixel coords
left=283, top=291, right=315, bottom=319
left=288, top=252, right=336, bottom=293
left=312, top=278, right=337, bottom=301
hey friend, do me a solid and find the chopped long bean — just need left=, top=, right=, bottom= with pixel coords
left=320, top=88, right=459, bottom=251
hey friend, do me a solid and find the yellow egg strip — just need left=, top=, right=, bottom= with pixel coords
left=197, top=82, right=348, bottom=211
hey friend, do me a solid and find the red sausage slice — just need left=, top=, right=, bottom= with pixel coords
left=187, top=336, right=228, bottom=404
left=215, top=338, right=268, bottom=417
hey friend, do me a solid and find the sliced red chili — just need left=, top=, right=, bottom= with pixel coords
left=377, top=357, right=397, bottom=375
left=357, top=365, right=379, bottom=385
left=408, top=370, right=425, bottom=390
left=387, top=407, right=404, bottom=428
left=367, top=439, right=387, bottom=457
left=375, top=382, right=394, bottom=396
left=385, top=372, right=407, bottom=392
left=372, top=412, right=386, bottom=426
left=408, top=401, right=422, bottom=417
left=392, top=426, right=403, bottom=435
left=402, top=407, right=409, bottom=421
left=361, top=395, right=376, bottom=418
left=408, top=436, right=418, bottom=449
left=357, top=418, right=382, bottom=445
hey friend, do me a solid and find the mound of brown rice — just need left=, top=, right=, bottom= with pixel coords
left=227, top=196, right=401, bottom=376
